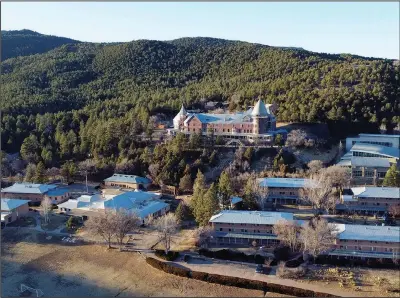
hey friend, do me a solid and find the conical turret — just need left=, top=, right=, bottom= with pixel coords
left=251, top=99, right=269, bottom=117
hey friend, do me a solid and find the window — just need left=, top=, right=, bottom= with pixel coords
left=241, top=229, right=245, bottom=232
left=352, top=170, right=362, bottom=177
left=229, top=229, right=231, bottom=232
left=219, top=228, right=223, bottom=231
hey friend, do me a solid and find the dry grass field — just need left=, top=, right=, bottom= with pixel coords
left=1, top=229, right=290, bottom=297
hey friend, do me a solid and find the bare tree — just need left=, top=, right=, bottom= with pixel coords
left=153, top=213, right=179, bottom=255
left=300, top=172, right=336, bottom=214
left=114, top=210, right=141, bottom=249
left=322, top=165, right=350, bottom=192
left=244, top=174, right=269, bottom=210
left=307, top=160, right=324, bottom=175
left=285, top=129, right=308, bottom=148
left=300, top=218, right=338, bottom=261
left=40, top=197, right=53, bottom=224
left=85, top=211, right=116, bottom=248
left=273, top=219, right=301, bottom=252
left=388, top=205, right=400, bottom=218
left=194, top=226, right=213, bottom=248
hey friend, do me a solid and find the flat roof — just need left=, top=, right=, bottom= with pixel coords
left=1, top=198, right=30, bottom=211
left=209, top=210, right=293, bottom=225
left=358, top=134, right=400, bottom=139
left=104, top=174, right=151, bottom=184
left=333, top=224, right=400, bottom=243
left=258, top=178, right=317, bottom=188
left=214, top=231, right=278, bottom=240
left=350, top=187, right=400, bottom=199
left=46, top=188, right=69, bottom=196
left=350, top=143, right=399, bottom=159
left=1, top=183, right=57, bottom=194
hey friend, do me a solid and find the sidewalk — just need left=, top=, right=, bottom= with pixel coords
left=162, top=253, right=364, bottom=297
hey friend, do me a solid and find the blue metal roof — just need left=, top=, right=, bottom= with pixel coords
left=350, top=143, right=400, bottom=159
left=334, top=224, right=400, bottom=243
left=209, top=210, right=293, bottom=225
left=104, top=174, right=151, bottom=184
left=258, top=178, right=317, bottom=188
left=46, top=188, right=69, bottom=196
left=1, top=183, right=57, bottom=194
left=351, top=187, right=400, bottom=199
left=1, top=198, right=30, bottom=211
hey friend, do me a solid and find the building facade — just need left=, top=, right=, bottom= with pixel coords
left=258, top=178, right=318, bottom=205
left=208, top=210, right=400, bottom=260
left=209, top=210, right=293, bottom=246
left=104, top=174, right=152, bottom=190
left=345, top=134, right=400, bottom=152
left=329, top=224, right=400, bottom=259
left=169, top=99, right=286, bottom=145
left=337, top=187, right=400, bottom=215
left=337, top=142, right=400, bottom=185
left=1, top=198, right=30, bottom=226
left=1, top=183, right=70, bottom=205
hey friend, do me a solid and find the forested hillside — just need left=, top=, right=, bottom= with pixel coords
left=1, top=33, right=399, bottom=169
left=1, top=29, right=80, bottom=60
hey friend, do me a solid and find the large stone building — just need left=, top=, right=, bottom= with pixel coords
left=169, top=99, right=286, bottom=145
left=1, top=183, right=70, bottom=205
left=336, top=187, right=400, bottom=215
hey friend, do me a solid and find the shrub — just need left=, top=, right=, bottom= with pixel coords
left=273, top=245, right=290, bottom=261
left=285, top=255, right=305, bottom=268
left=146, top=257, right=336, bottom=297
left=277, top=262, right=306, bottom=279
left=146, top=257, right=190, bottom=278
left=154, top=250, right=180, bottom=261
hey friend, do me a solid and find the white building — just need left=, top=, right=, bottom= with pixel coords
left=58, top=190, right=169, bottom=224
left=345, top=134, right=400, bottom=152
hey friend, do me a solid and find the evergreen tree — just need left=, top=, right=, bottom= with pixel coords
left=179, top=173, right=193, bottom=192
left=199, top=183, right=219, bottom=226
left=382, top=164, right=400, bottom=187
left=191, top=170, right=206, bottom=223
left=218, top=171, right=233, bottom=209
left=243, top=147, right=254, bottom=163
left=24, top=163, right=36, bottom=182
left=175, top=201, right=185, bottom=224
left=34, top=161, right=47, bottom=183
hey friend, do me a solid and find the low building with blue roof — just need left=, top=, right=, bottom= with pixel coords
left=328, top=224, right=400, bottom=259
left=1, top=182, right=70, bottom=205
left=1, top=198, right=30, bottom=226
left=338, top=186, right=400, bottom=215
left=104, top=174, right=152, bottom=190
left=257, top=177, right=318, bottom=205
left=209, top=210, right=293, bottom=247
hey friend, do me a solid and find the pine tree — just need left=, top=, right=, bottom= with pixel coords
left=175, top=201, right=185, bottom=224
left=34, top=161, right=47, bottom=183
left=382, top=164, right=400, bottom=187
left=218, top=171, right=233, bottom=209
left=24, top=163, right=37, bottom=182
left=191, top=170, right=206, bottom=223
left=179, top=173, right=193, bottom=192
left=199, top=183, right=219, bottom=226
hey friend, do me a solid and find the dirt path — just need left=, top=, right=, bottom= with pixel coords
left=171, top=255, right=367, bottom=297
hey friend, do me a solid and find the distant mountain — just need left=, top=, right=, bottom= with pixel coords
left=1, top=29, right=81, bottom=60
left=1, top=31, right=399, bottom=154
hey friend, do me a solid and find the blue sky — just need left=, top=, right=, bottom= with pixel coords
left=2, top=2, right=399, bottom=59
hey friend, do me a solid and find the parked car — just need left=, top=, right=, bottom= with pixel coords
left=255, top=264, right=264, bottom=273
